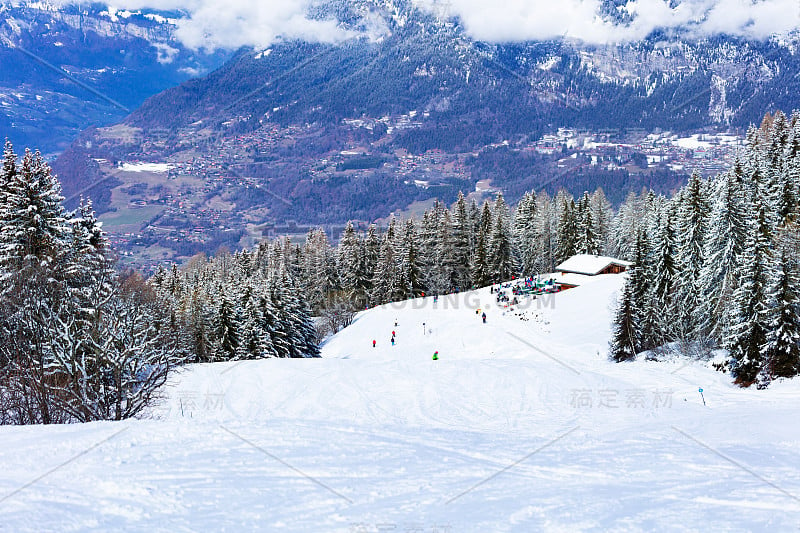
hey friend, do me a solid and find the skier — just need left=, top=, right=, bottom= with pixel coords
left=373, top=340, right=376, bottom=348
left=391, top=337, right=395, bottom=346
left=432, top=351, right=439, bottom=360
left=482, top=312, right=487, bottom=324
left=392, top=330, right=396, bottom=337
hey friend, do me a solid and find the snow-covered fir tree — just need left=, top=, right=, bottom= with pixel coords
left=398, top=218, right=424, bottom=299
left=447, top=192, right=472, bottom=291
left=649, top=206, right=678, bottom=344
left=513, top=192, right=538, bottom=277
left=725, top=206, right=773, bottom=385
left=555, top=192, right=577, bottom=264
left=760, top=248, right=800, bottom=384
left=697, top=166, right=749, bottom=341
left=338, top=221, right=369, bottom=305
left=488, top=205, right=516, bottom=283
left=674, top=171, right=709, bottom=339
left=470, top=201, right=493, bottom=288
left=575, top=191, right=601, bottom=256
left=371, top=217, right=402, bottom=304
left=0, top=143, right=188, bottom=424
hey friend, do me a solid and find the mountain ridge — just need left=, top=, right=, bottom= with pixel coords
left=43, top=1, right=800, bottom=264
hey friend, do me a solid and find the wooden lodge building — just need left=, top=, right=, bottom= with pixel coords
left=549, top=254, right=633, bottom=290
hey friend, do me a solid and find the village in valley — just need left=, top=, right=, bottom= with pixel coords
left=94, top=115, right=746, bottom=271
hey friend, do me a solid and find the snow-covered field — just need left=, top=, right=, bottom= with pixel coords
left=2, top=276, right=800, bottom=532
left=118, top=162, right=172, bottom=173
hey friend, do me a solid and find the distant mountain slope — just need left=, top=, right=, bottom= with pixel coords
left=123, top=4, right=800, bottom=140
left=0, top=2, right=230, bottom=154
left=47, top=0, right=800, bottom=264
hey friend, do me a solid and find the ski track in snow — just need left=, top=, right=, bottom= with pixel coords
left=1, top=275, right=799, bottom=531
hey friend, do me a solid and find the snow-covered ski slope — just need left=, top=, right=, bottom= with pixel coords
left=2, top=275, right=800, bottom=532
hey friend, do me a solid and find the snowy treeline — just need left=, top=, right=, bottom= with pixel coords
left=0, top=142, right=187, bottom=424
left=283, top=188, right=617, bottom=315
left=149, top=248, right=320, bottom=361
left=610, top=111, right=800, bottom=387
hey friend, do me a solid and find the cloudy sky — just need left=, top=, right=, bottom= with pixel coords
left=431, top=0, right=800, bottom=43
left=91, top=0, right=800, bottom=49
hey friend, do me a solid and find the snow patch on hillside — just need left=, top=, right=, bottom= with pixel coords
left=118, top=162, right=171, bottom=173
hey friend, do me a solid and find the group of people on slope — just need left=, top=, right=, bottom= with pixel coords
left=370, top=320, right=441, bottom=361
left=373, top=320, right=399, bottom=348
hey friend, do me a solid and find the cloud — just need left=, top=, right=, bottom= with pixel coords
left=78, top=0, right=358, bottom=51
left=50, top=0, right=800, bottom=49
left=415, top=0, right=800, bottom=44
left=699, top=0, right=800, bottom=40
left=172, top=1, right=357, bottom=50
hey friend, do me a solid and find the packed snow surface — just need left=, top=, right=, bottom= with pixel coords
left=2, top=276, right=799, bottom=532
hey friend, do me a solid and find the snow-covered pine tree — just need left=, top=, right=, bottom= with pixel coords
left=590, top=188, right=614, bottom=253
left=513, top=192, right=537, bottom=277
left=65, top=197, right=116, bottom=317
left=767, top=110, right=789, bottom=178
left=0, top=140, right=16, bottom=212
left=277, top=269, right=320, bottom=358
left=488, top=207, right=516, bottom=283
left=674, top=171, right=709, bottom=339
left=418, top=206, right=443, bottom=292
left=265, top=273, right=293, bottom=358
left=185, top=287, right=212, bottom=362
left=532, top=191, right=557, bottom=274
left=237, top=279, right=276, bottom=359
left=0, top=149, right=69, bottom=283
left=479, top=199, right=493, bottom=237
left=760, top=247, right=800, bottom=384
left=150, top=264, right=168, bottom=292
left=214, top=291, right=240, bottom=361
left=338, top=221, right=368, bottom=304
left=371, top=218, right=401, bottom=304
left=608, top=190, right=645, bottom=260
left=629, top=230, right=656, bottom=350
left=398, top=218, right=424, bottom=299
left=470, top=201, right=493, bottom=288
left=650, top=205, right=678, bottom=344
left=448, top=192, right=472, bottom=291
left=609, top=267, right=641, bottom=362
left=363, top=224, right=380, bottom=291
left=575, top=191, right=601, bottom=255
left=726, top=205, right=774, bottom=386
left=697, top=168, right=749, bottom=341
left=555, top=192, right=577, bottom=264
left=282, top=237, right=303, bottom=281
left=302, top=228, right=339, bottom=311
left=468, top=198, right=481, bottom=249
left=434, top=209, right=455, bottom=294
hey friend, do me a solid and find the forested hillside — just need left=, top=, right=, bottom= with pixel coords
left=610, top=111, right=800, bottom=387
